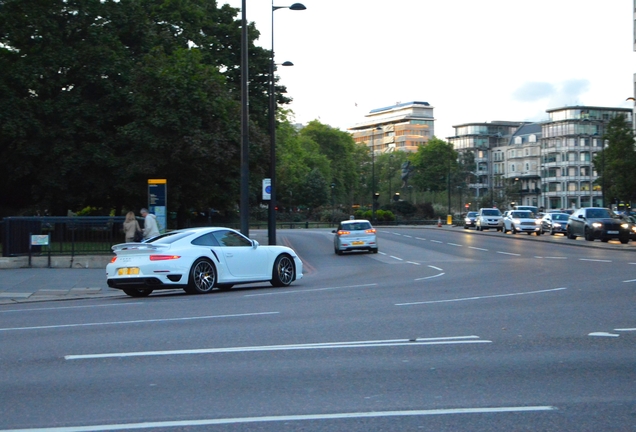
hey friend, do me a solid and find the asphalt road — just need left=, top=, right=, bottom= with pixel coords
left=1, top=227, right=635, bottom=431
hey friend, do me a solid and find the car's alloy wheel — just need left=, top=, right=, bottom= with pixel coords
left=567, top=227, right=576, bottom=239
left=185, top=258, right=216, bottom=294
left=123, top=288, right=153, bottom=297
left=271, top=254, right=295, bottom=287
left=584, top=227, right=594, bottom=241
left=550, top=227, right=555, bottom=235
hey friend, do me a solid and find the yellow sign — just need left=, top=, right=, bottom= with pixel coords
left=148, top=179, right=167, bottom=185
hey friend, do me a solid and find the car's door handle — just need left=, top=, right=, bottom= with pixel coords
left=225, top=253, right=233, bottom=258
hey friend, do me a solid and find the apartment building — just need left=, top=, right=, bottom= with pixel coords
left=348, top=101, right=435, bottom=154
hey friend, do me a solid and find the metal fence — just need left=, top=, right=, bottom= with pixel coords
left=1, top=216, right=134, bottom=257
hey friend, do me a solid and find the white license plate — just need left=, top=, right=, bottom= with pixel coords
left=118, top=267, right=140, bottom=275
left=607, top=230, right=619, bottom=234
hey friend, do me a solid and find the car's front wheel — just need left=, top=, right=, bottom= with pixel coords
left=567, top=227, right=576, bottom=239
left=123, top=288, right=153, bottom=297
left=584, top=227, right=594, bottom=241
left=620, top=234, right=630, bottom=244
left=185, top=258, right=216, bottom=294
left=271, top=254, right=295, bottom=287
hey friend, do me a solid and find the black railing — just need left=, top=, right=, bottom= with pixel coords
left=1, top=216, right=136, bottom=257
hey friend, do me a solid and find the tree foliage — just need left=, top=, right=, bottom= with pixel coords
left=0, top=0, right=276, bottom=221
left=593, top=114, right=636, bottom=206
left=409, top=137, right=458, bottom=193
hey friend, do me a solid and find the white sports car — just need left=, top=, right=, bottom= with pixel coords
left=106, top=227, right=303, bottom=297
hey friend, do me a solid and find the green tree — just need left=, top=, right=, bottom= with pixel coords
left=593, top=114, right=636, bottom=206
left=410, top=137, right=458, bottom=193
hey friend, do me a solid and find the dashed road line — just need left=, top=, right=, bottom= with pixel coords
left=396, top=287, right=567, bottom=306
left=430, top=240, right=442, bottom=243
left=447, top=243, right=462, bottom=247
left=390, top=256, right=403, bottom=261
left=579, top=258, right=611, bottom=263
left=496, top=251, right=521, bottom=256
left=468, top=246, right=488, bottom=251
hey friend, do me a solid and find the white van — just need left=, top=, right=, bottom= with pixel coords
left=476, top=208, right=503, bottom=231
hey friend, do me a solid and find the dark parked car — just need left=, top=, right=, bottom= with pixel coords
left=464, top=211, right=478, bottom=229
left=541, top=212, right=570, bottom=235
left=566, top=207, right=630, bottom=244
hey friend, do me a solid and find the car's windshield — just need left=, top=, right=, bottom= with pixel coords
left=585, top=209, right=612, bottom=219
left=481, top=209, right=500, bottom=216
left=466, top=212, right=477, bottom=217
left=511, top=211, right=532, bottom=218
left=343, top=222, right=372, bottom=231
left=553, top=214, right=569, bottom=221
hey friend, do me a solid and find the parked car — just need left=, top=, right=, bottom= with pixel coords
left=540, top=212, right=570, bottom=235
left=106, top=227, right=303, bottom=297
left=464, top=211, right=478, bottom=229
left=566, top=207, right=630, bottom=244
left=513, top=205, right=539, bottom=216
left=503, top=210, right=542, bottom=235
left=333, top=219, right=378, bottom=254
left=475, top=208, right=503, bottom=231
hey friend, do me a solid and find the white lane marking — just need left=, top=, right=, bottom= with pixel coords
left=447, top=243, right=462, bottom=247
left=496, top=251, right=521, bottom=256
left=1, top=406, right=557, bottom=431
left=468, top=246, right=488, bottom=251
left=416, top=237, right=426, bottom=240
left=404, top=235, right=413, bottom=238
left=430, top=240, right=442, bottom=243
left=414, top=273, right=445, bottom=281
left=390, top=256, right=404, bottom=261
left=406, top=261, right=421, bottom=265
left=544, top=257, right=567, bottom=259
left=65, top=336, right=491, bottom=360
left=428, top=266, right=443, bottom=271
left=396, top=287, right=567, bottom=306
left=615, top=328, right=636, bottom=331
left=378, top=251, right=387, bottom=255
left=0, top=312, right=279, bottom=332
left=244, top=284, right=378, bottom=297
left=579, top=258, right=611, bottom=263
left=392, top=232, right=402, bottom=236
left=629, top=263, right=636, bottom=265
left=623, top=279, right=636, bottom=283
left=589, top=332, right=619, bottom=337
left=0, top=302, right=143, bottom=314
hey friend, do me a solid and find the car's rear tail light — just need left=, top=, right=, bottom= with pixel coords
left=337, top=230, right=350, bottom=236
left=110, top=256, right=117, bottom=263
left=365, top=228, right=376, bottom=234
left=149, top=255, right=181, bottom=261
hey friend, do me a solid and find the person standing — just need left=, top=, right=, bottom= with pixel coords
left=123, top=211, right=142, bottom=242
left=140, top=208, right=160, bottom=239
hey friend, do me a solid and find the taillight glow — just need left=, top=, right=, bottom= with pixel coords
left=149, top=255, right=181, bottom=261
left=337, top=230, right=350, bottom=236
left=110, top=256, right=117, bottom=263
left=365, top=228, right=376, bottom=234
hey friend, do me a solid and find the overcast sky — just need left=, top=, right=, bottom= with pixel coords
left=223, top=0, right=635, bottom=138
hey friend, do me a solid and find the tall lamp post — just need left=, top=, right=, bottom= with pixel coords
left=240, top=0, right=249, bottom=236
left=268, top=2, right=306, bottom=245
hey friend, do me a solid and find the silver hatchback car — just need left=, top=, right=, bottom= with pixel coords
left=333, top=219, right=378, bottom=255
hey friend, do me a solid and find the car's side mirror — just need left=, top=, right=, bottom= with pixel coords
left=252, top=240, right=259, bottom=248
left=332, top=230, right=337, bottom=233
left=578, top=215, right=585, bottom=219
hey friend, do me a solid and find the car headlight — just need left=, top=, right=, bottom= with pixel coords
left=621, top=223, right=629, bottom=229
left=553, top=223, right=561, bottom=228
left=535, top=220, right=541, bottom=225
left=592, top=222, right=602, bottom=228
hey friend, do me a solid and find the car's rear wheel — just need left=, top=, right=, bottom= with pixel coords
left=185, top=258, right=216, bottom=294
left=271, top=254, right=295, bottom=287
left=122, top=288, right=153, bottom=297
left=584, top=227, right=594, bottom=241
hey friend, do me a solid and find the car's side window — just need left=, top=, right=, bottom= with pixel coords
left=191, top=233, right=221, bottom=247
left=212, top=230, right=252, bottom=247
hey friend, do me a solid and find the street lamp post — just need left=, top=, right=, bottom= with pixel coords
left=268, top=2, right=306, bottom=245
left=240, top=0, right=249, bottom=236
left=331, top=183, right=335, bottom=223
